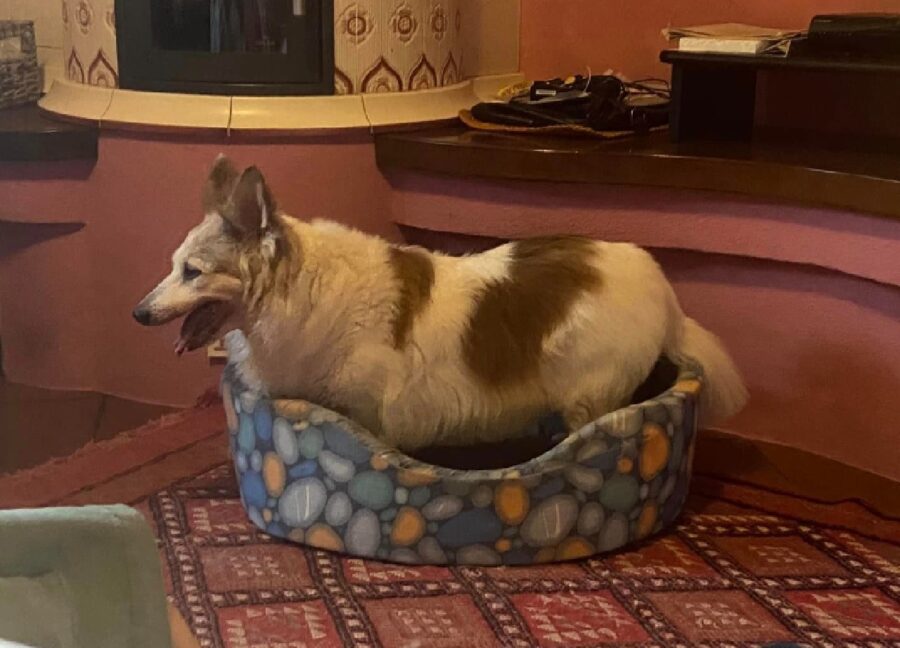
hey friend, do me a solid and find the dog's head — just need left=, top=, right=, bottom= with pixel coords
left=133, top=154, right=286, bottom=355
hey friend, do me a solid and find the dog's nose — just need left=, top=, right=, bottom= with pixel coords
left=132, top=307, right=152, bottom=325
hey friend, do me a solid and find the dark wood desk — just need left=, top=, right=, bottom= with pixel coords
left=0, top=103, right=98, bottom=162
left=375, top=126, right=900, bottom=220
left=661, top=50, right=900, bottom=142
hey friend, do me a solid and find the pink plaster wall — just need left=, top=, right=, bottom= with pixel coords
left=657, top=250, right=899, bottom=483
left=520, top=0, right=900, bottom=80
left=0, top=133, right=397, bottom=407
left=388, top=176, right=900, bottom=286
left=388, top=174, right=900, bottom=482
left=3, top=134, right=900, bottom=480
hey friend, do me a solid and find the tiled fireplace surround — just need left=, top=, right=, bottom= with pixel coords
left=5, top=0, right=519, bottom=94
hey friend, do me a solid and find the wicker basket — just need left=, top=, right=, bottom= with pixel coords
left=0, top=21, right=41, bottom=109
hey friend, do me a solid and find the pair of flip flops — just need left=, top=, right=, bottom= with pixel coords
left=464, top=75, right=670, bottom=138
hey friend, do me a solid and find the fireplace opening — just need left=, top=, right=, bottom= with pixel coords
left=115, top=0, right=334, bottom=95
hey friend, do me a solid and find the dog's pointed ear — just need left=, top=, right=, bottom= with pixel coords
left=202, top=154, right=240, bottom=214
left=222, top=166, right=277, bottom=238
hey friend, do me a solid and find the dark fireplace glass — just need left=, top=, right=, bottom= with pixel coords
left=151, top=0, right=294, bottom=54
left=116, top=0, right=333, bottom=95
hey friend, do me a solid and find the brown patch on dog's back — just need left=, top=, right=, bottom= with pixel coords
left=388, top=246, right=435, bottom=348
left=464, top=236, right=601, bottom=385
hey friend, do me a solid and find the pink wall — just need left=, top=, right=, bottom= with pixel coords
left=658, top=250, right=899, bottom=483
left=512, top=0, right=900, bottom=481
left=388, top=174, right=900, bottom=482
left=0, top=133, right=397, bottom=407
left=520, top=0, right=900, bottom=80
left=3, top=133, right=899, bottom=481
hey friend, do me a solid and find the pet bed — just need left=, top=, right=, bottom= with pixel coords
left=224, top=351, right=701, bottom=566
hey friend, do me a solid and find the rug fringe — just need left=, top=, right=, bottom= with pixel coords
left=0, top=404, right=225, bottom=509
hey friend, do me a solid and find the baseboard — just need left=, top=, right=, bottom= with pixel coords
left=694, top=429, right=900, bottom=519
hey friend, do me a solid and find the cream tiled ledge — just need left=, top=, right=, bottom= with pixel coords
left=38, top=73, right=524, bottom=133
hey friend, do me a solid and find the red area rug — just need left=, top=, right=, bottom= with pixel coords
left=2, top=405, right=899, bottom=647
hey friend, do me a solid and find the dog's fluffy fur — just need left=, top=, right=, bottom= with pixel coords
left=135, top=156, right=748, bottom=451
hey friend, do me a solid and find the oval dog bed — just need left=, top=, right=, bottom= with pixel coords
left=223, top=358, right=701, bottom=566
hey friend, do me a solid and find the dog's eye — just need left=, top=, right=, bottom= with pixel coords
left=183, top=263, right=202, bottom=281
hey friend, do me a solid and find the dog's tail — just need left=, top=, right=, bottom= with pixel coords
left=665, top=311, right=748, bottom=427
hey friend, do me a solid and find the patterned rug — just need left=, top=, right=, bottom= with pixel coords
left=133, top=460, right=900, bottom=648
left=2, top=406, right=899, bottom=647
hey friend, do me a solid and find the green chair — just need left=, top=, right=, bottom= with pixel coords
left=0, top=505, right=172, bottom=648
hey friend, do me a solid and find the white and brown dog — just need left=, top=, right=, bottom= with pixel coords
left=134, top=155, right=747, bottom=451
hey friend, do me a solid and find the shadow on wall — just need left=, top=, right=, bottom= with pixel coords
left=0, top=160, right=95, bottom=182
left=650, top=247, right=900, bottom=320
left=655, top=247, right=900, bottom=481
left=0, top=220, right=85, bottom=257
left=398, top=223, right=503, bottom=255
left=731, top=342, right=899, bottom=480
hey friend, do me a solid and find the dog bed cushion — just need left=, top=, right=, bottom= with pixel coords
left=224, top=353, right=701, bottom=566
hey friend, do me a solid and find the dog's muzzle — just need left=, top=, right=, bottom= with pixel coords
left=132, top=306, right=153, bottom=325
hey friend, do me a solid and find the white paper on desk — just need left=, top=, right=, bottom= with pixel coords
left=662, top=23, right=804, bottom=56
left=677, top=36, right=794, bottom=56
left=662, top=23, right=804, bottom=40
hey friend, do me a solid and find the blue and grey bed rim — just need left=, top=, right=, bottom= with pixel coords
left=223, top=360, right=701, bottom=566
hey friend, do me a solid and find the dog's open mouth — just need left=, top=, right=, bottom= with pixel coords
left=175, top=301, right=233, bottom=356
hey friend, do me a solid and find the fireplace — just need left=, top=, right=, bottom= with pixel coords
left=115, top=0, right=334, bottom=95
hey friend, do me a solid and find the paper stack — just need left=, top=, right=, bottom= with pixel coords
left=663, top=23, right=805, bottom=56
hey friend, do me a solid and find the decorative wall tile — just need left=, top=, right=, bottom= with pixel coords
left=337, top=0, right=374, bottom=45
left=429, top=0, right=449, bottom=43
left=360, top=57, right=403, bottom=93
left=56, top=0, right=473, bottom=94
left=449, top=0, right=463, bottom=80
left=86, top=47, right=115, bottom=86
left=390, top=2, right=419, bottom=45
left=333, top=0, right=360, bottom=94
left=407, top=53, right=436, bottom=91
left=62, top=0, right=117, bottom=87
left=378, top=0, right=418, bottom=92
left=335, top=0, right=463, bottom=95
left=353, top=0, right=390, bottom=92
left=422, top=0, right=443, bottom=89
left=73, top=0, right=93, bottom=35
left=66, top=47, right=84, bottom=83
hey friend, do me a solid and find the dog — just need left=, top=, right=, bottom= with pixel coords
left=134, top=155, right=747, bottom=451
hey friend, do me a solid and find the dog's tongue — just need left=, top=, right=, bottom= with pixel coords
left=176, top=301, right=230, bottom=356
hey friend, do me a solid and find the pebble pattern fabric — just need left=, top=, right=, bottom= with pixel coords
left=224, top=362, right=702, bottom=566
